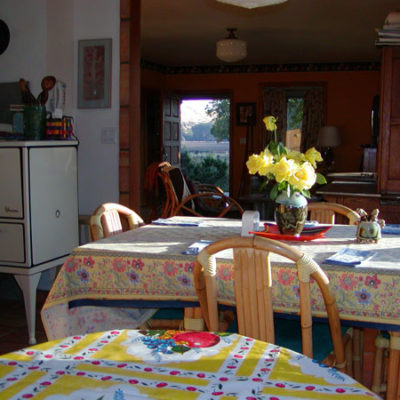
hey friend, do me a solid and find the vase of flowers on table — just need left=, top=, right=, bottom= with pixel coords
left=246, top=116, right=326, bottom=236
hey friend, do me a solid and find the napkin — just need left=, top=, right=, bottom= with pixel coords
left=324, top=248, right=377, bottom=266
left=382, top=224, right=400, bottom=235
left=152, top=218, right=199, bottom=227
left=182, top=240, right=213, bottom=255
left=304, top=220, right=319, bottom=228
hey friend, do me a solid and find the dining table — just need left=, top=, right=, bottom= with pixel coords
left=41, top=216, right=400, bottom=399
left=0, top=328, right=381, bottom=399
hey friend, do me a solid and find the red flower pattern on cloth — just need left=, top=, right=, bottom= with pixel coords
left=365, top=274, right=381, bottom=289
left=277, top=269, right=295, bottom=285
left=172, top=331, right=220, bottom=348
left=339, top=273, right=358, bottom=290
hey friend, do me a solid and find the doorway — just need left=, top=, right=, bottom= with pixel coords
left=179, top=97, right=231, bottom=193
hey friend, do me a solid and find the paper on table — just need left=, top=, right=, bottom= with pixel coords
left=182, top=240, right=213, bottom=255
left=382, top=224, right=400, bottom=235
left=152, top=218, right=199, bottom=227
left=324, top=248, right=377, bottom=266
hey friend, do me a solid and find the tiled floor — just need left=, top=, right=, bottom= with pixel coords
left=0, top=274, right=48, bottom=355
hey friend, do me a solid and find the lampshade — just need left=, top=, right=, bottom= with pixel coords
left=216, top=0, right=288, bottom=9
left=318, top=126, right=341, bottom=147
left=216, top=28, right=247, bottom=63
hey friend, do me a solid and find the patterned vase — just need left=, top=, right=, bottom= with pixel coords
left=274, top=192, right=308, bottom=236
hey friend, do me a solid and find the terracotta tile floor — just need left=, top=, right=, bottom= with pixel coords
left=0, top=275, right=48, bottom=355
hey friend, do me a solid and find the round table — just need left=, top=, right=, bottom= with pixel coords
left=0, top=329, right=380, bottom=399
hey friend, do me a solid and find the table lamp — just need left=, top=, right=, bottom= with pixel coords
left=317, top=126, right=341, bottom=170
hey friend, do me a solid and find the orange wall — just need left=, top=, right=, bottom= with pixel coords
left=142, top=68, right=380, bottom=196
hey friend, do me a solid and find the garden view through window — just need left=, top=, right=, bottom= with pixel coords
left=285, top=96, right=304, bottom=151
left=180, top=98, right=230, bottom=193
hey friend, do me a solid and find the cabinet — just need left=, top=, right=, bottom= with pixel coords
left=377, top=46, right=400, bottom=194
left=0, top=140, right=79, bottom=344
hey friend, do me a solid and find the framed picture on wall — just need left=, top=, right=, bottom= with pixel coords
left=78, top=38, right=112, bottom=109
left=236, top=102, right=256, bottom=126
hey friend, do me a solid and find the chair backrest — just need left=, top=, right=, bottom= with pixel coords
left=173, top=191, right=244, bottom=218
left=90, top=202, right=144, bottom=241
left=308, top=202, right=360, bottom=225
left=193, top=235, right=345, bottom=370
left=157, top=164, right=192, bottom=217
left=158, top=164, right=243, bottom=218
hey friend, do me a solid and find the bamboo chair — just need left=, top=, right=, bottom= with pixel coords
left=307, top=201, right=361, bottom=379
left=173, top=191, right=244, bottom=218
left=193, top=235, right=346, bottom=372
left=158, top=163, right=244, bottom=218
left=90, top=202, right=144, bottom=241
left=308, top=201, right=360, bottom=225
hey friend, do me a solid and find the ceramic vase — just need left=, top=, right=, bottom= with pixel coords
left=274, top=191, right=308, bottom=236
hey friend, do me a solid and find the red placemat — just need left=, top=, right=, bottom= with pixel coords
left=249, top=223, right=331, bottom=241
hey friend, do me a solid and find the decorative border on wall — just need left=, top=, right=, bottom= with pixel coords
left=141, top=60, right=380, bottom=74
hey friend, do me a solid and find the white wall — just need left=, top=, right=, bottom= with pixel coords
left=0, top=0, right=47, bottom=96
left=73, top=0, right=120, bottom=215
left=0, top=0, right=120, bottom=215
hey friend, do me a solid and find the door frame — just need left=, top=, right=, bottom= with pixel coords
left=170, top=90, right=234, bottom=194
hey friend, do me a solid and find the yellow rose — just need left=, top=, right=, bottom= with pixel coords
left=304, top=147, right=323, bottom=168
left=272, top=157, right=296, bottom=183
left=246, top=153, right=263, bottom=175
left=263, top=116, right=277, bottom=132
left=288, top=161, right=316, bottom=191
left=287, top=150, right=305, bottom=163
left=258, top=149, right=274, bottom=176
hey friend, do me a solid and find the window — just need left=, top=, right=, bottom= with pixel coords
left=262, top=85, right=324, bottom=152
left=285, top=95, right=304, bottom=151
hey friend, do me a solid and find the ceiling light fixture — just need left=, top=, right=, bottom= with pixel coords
left=216, top=0, right=287, bottom=9
left=216, top=28, right=247, bottom=63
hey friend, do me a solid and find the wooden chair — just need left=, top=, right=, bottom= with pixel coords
left=308, top=201, right=360, bottom=225
left=193, top=235, right=346, bottom=372
left=90, top=202, right=144, bottom=241
left=174, top=191, right=244, bottom=218
left=158, top=163, right=244, bottom=218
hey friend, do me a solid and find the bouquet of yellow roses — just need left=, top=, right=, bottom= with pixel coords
left=246, top=116, right=326, bottom=200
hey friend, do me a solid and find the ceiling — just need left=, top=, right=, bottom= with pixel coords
left=141, top=0, right=399, bottom=67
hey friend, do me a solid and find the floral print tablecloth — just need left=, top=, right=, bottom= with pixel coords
left=0, top=329, right=381, bottom=399
left=41, top=217, right=400, bottom=341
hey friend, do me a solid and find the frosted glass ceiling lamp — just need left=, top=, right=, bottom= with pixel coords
left=216, top=28, right=247, bottom=63
left=216, top=0, right=288, bottom=9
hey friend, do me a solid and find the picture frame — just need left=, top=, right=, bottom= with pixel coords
left=236, top=102, right=256, bottom=126
left=78, top=38, right=112, bottom=109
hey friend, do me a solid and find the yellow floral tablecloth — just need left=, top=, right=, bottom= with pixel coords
left=0, top=329, right=381, bottom=399
left=41, top=217, right=400, bottom=340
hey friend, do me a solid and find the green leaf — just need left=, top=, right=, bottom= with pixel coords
left=269, top=183, right=279, bottom=200
left=302, top=189, right=311, bottom=199
left=267, top=141, right=279, bottom=156
left=172, top=345, right=191, bottom=354
left=277, top=142, right=287, bottom=156
left=316, top=173, right=327, bottom=185
left=259, top=180, right=268, bottom=192
left=277, top=181, right=287, bottom=192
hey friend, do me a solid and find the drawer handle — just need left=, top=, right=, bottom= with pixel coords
left=55, top=209, right=61, bottom=218
left=5, top=206, right=19, bottom=213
